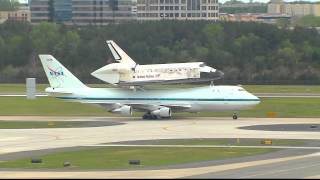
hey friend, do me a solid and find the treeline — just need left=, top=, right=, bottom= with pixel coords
left=0, top=0, right=19, bottom=11
left=1, top=21, right=320, bottom=84
left=294, top=15, right=320, bottom=27
left=220, top=6, right=267, bottom=14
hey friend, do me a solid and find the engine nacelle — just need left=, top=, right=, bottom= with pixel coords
left=111, top=105, right=132, bottom=116
left=151, top=107, right=171, bottom=118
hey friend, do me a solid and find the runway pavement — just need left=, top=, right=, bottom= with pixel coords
left=1, top=117, right=320, bottom=154
left=0, top=116, right=320, bottom=178
left=188, top=152, right=320, bottom=179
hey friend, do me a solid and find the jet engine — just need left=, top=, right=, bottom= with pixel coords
left=151, top=107, right=171, bottom=118
left=111, top=105, right=132, bottom=116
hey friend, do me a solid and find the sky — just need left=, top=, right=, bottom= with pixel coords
left=18, top=0, right=320, bottom=4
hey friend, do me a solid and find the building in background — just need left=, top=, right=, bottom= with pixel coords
left=29, top=0, right=50, bottom=23
left=0, top=5, right=30, bottom=24
left=268, top=0, right=320, bottom=17
left=72, top=0, right=136, bottom=25
left=30, top=0, right=137, bottom=25
left=136, top=0, right=219, bottom=21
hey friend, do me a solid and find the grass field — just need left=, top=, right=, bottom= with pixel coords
left=0, top=140, right=279, bottom=169
left=139, top=138, right=305, bottom=146
left=0, top=96, right=319, bottom=117
left=0, top=96, right=112, bottom=116
left=1, top=84, right=320, bottom=94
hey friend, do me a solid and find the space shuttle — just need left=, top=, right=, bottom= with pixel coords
left=91, top=40, right=224, bottom=86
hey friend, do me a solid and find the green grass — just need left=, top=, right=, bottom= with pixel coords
left=0, top=84, right=111, bottom=93
left=0, top=84, right=45, bottom=93
left=177, top=97, right=320, bottom=118
left=0, top=97, right=320, bottom=117
left=143, top=138, right=305, bottom=146
left=1, top=84, right=320, bottom=94
left=243, top=85, right=320, bottom=94
left=0, top=146, right=275, bottom=169
left=0, top=96, right=112, bottom=116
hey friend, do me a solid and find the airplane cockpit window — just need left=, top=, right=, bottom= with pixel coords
left=238, top=88, right=245, bottom=91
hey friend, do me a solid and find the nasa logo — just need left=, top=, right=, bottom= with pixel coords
left=48, top=66, right=64, bottom=77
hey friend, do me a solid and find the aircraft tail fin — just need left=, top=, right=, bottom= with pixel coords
left=39, top=55, right=87, bottom=89
left=106, top=40, right=136, bottom=67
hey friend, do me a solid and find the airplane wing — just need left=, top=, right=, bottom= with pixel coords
left=126, top=103, right=192, bottom=112
left=86, top=102, right=191, bottom=112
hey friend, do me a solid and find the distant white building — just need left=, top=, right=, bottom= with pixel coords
left=268, top=0, right=320, bottom=17
left=137, top=0, right=219, bottom=21
left=0, top=6, right=31, bottom=24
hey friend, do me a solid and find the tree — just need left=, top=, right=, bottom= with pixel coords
left=31, top=22, right=61, bottom=54
left=0, top=0, right=19, bottom=11
left=202, top=24, right=224, bottom=47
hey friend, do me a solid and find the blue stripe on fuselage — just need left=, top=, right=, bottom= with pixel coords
left=57, top=97, right=260, bottom=101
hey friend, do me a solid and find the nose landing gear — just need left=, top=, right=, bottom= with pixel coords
left=232, top=113, right=238, bottom=120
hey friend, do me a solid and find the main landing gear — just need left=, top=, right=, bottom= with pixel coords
left=142, top=112, right=159, bottom=120
left=232, top=113, right=238, bottom=120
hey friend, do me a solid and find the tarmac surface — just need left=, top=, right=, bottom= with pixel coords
left=240, top=124, right=320, bottom=132
left=0, top=116, right=319, bottom=178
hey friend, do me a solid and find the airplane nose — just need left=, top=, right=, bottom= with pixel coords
left=251, top=94, right=261, bottom=104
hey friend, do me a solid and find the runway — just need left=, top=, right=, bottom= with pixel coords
left=0, top=116, right=319, bottom=178
left=1, top=117, right=320, bottom=154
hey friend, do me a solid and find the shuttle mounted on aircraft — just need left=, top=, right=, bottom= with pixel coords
left=39, top=55, right=260, bottom=119
left=91, top=40, right=224, bottom=86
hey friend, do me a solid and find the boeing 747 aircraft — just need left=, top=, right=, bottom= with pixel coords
left=91, top=40, right=224, bottom=86
left=39, top=55, right=260, bottom=119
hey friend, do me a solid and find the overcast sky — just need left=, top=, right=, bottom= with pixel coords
left=18, top=0, right=320, bottom=4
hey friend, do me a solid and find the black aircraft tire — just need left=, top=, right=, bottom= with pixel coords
left=233, top=115, right=238, bottom=120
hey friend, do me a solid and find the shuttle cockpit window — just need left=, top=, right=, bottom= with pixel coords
left=200, top=63, right=206, bottom=67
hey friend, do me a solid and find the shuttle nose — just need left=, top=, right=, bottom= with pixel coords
left=200, top=70, right=224, bottom=80
left=215, top=70, right=224, bottom=78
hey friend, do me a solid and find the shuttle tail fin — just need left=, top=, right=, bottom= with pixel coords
left=39, top=55, right=87, bottom=89
left=106, top=40, right=136, bottom=67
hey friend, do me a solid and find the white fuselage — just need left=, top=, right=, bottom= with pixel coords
left=91, top=62, right=223, bottom=86
left=48, top=85, right=260, bottom=113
